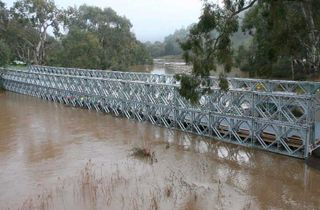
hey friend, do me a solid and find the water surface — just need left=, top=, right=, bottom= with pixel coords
left=0, top=91, right=319, bottom=209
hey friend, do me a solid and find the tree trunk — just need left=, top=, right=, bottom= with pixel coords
left=35, top=41, right=41, bottom=65
left=35, top=25, right=48, bottom=65
left=291, top=57, right=295, bottom=80
left=300, top=1, right=320, bottom=72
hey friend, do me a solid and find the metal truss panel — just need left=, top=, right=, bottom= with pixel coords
left=1, top=66, right=319, bottom=158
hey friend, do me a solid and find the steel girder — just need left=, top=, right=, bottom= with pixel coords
left=29, top=65, right=320, bottom=95
left=1, top=66, right=320, bottom=158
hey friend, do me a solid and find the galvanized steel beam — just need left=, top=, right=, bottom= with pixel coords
left=1, top=66, right=320, bottom=158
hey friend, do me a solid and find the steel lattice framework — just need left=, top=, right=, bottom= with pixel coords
left=1, top=65, right=320, bottom=158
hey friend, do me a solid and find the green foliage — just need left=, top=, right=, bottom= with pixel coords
left=174, top=74, right=201, bottom=105
left=0, top=1, right=152, bottom=69
left=54, top=28, right=102, bottom=69
left=0, top=39, right=11, bottom=66
left=240, top=0, right=320, bottom=79
left=218, top=74, right=229, bottom=91
left=291, top=107, right=304, bottom=118
left=145, top=27, right=190, bottom=58
left=10, top=0, right=62, bottom=64
left=55, top=5, right=152, bottom=70
left=177, top=0, right=320, bottom=103
left=164, top=28, right=189, bottom=56
left=145, top=41, right=165, bottom=58
left=145, top=24, right=251, bottom=59
left=177, top=1, right=253, bottom=101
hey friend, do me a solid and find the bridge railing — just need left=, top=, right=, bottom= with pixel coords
left=29, top=66, right=320, bottom=128
left=2, top=66, right=320, bottom=158
left=29, top=65, right=320, bottom=96
left=29, top=65, right=176, bottom=85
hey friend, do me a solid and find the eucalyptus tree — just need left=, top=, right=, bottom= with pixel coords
left=177, top=0, right=257, bottom=104
left=0, top=0, right=38, bottom=64
left=0, top=39, right=10, bottom=66
left=0, top=1, right=8, bottom=30
left=10, top=0, right=62, bottom=64
left=58, top=27, right=102, bottom=69
left=0, top=1, right=10, bottom=66
left=178, top=0, right=320, bottom=103
left=241, top=0, right=320, bottom=79
left=61, top=5, right=152, bottom=70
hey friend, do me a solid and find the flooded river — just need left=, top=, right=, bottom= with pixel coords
left=130, top=59, right=249, bottom=77
left=0, top=90, right=320, bottom=210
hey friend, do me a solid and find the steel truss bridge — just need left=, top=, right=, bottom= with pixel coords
left=1, top=65, right=320, bottom=158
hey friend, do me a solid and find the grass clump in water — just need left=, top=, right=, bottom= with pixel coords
left=130, top=146, right=157, bottom=163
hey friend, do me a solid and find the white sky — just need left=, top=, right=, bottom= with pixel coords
left=4, top=0, right=205, bottom=42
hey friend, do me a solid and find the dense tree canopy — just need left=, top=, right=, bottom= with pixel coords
left=178, top=0, right=320, bottom=104
left=0, top=0, right=152, bottom=69
left=238, top=0, right=320, bottom=79
left=10, top=0, right=62, bottom=64
left=48, top=5, right=152, bottom=70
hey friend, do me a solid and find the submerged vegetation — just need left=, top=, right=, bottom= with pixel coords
left=130, top=146, right=157, bottom=163
left=14, top=159, right=252, bottom=210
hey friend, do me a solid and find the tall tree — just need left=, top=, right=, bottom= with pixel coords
left=241, top=0, right=320, bottom=79
left=1, top=1, right=152, bottom=68
left=57, top=27, right=102, bottom=69
left=0, top=1, right=10, bottom=66
left=11, top=0, right=62, bottom=64
left=179, top=0, right=320, bottom=103
left=61, top=5, right=152, bottom=70
left=0, top=0, right=8, bottom=31
left=0, top=39, right=11, bottom=66
left=300, top=0, right=320, bottom=72
left=178, top=0, right=257, bottom=104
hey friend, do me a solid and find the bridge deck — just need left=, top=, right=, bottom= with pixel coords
left=1, top=66, right=320, bottom=158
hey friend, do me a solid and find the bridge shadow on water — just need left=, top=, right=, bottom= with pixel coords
left=306, top=156, right=320, bottom=170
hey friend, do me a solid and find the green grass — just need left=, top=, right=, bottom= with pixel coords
left=7, top=65, right=28, bottom=70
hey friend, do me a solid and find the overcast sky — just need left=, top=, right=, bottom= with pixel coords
left=5, top=0, right=205, bottom=42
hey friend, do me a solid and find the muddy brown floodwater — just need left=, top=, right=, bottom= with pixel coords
left=0, top=90, right=320, bottom=210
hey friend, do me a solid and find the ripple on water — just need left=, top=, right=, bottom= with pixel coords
left=0, top=91, right=319, bottom=209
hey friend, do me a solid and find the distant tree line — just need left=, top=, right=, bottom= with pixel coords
left=144, top=24, right=253, bottom=60
left=144, top=27, right=190, bottom=58
left=0, top=0, right=152, bottom=70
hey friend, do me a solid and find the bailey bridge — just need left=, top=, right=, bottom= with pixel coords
left=1, top=65, right=320, bottom=159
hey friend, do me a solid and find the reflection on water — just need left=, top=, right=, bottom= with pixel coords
left=0, top=91, right=320, bottom=209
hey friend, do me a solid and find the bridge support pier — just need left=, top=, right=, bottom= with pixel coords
left=306, top=147, right=320, bottom=170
